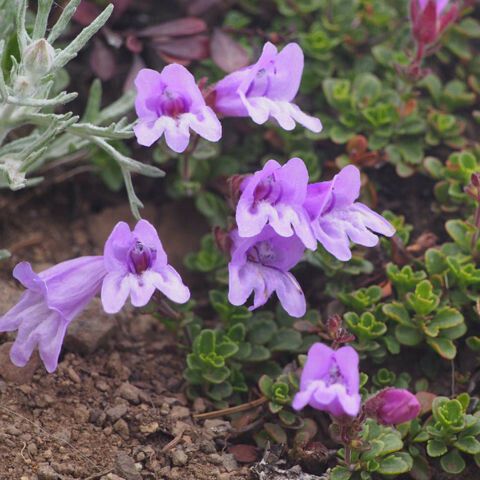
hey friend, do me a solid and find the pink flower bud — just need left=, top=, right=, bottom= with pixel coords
left=410, top=0, right=458, bottom=47
left=370, top=388, right=421, bottom=425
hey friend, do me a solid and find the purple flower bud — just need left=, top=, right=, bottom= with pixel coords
left=370, top=388, right=421, bottom=425
left=133, top=65, right=222, bottom=153
left=292, top=343, right=361, bottom=417
left=410, top=0, right=458, bottom=47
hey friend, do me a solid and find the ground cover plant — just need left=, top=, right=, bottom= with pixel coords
left=0, top=0, right=480, bottom=479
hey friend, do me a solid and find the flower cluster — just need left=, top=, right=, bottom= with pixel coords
left=133, top=42, right=322, bottom=153
left=228, top=160, right=395, bottom=317
left=293, top=342, right=421, bottom=422
left=0, top=220, right=189, bottom=372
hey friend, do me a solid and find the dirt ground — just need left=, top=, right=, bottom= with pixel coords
left=0, top=181, right=250, bottom=480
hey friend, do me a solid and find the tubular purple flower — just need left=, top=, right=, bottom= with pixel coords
left=304, top=165, right=395, bottom=261
left=133, top=65, right=222, bottom=153
left=372, top=388, right=421, bottom=425
left=236, top=157, right=316, bottom=250
left=292, top=343, right=361, bottom=417
left=228, top=226, right=306, bottom=317
left=101, top=220, right=190, bottom=314
left=0, top=257, right=106, bottom=372
left=214, top=42, right=322, bottom=133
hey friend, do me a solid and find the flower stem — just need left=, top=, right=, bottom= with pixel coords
left=181, top=133, right=200, bottom=183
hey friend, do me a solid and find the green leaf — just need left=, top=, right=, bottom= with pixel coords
left=278, top=409, right=297, bottom=426
left=426, top=337, right=457, bottom=360
left=208, top=382, right=233, bottom=401
left=395, top=325, right=423, bottom=346
left=352, top=73, right=381, bottom=106
left=409, top=455, right=432, bottom=480
left=377, top=452, right=413, bottom=475
left=248, top=316, right=277, bottom=344
left=454, top=436, right=480, bottom=455
left=383, top=303, right=413, bottom=327
left=268, top=401, right=284, bottom=414
left=258, top=375, right=273, bottom=397
left=423, top=156, right=444, bottom=180
left=440, top=449, right=465, bottom=474
left=216, top=341, right=239, bottom=359
left=323, top=78, right=351, bottom=109
left=202, top=366, right=230, bottom=384
left=330, top=466, right=352, bottom=480
left=269, top=329, right=302, bottom=352
left=427, top=439, right=448, bottom=458
left=0, top=249, right=11, bottom=260
left=264, top=423, right=287, bottom=444
left=430, top=307, right=464, bottom=331
left=227, top=323, right=246, bottom=343
left=196, top=330, right=215, bottom=355
left=183, top=367, right=203, bottom=385
left=195, top=191, right=228, bottom=228
left=247, top=345, right=271, bottom=362
left=467, top=336, right=480, bottom=351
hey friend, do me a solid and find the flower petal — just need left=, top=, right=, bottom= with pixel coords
left=101, top=271, right=130, bottom=314
left=147, top=266, right=190, bottom=304
left=134, top=68, right=164, bottom=118
left=103, top=221, right=133, bottom=271
left=188, top=106, right=222, bottom=142
left=133, top=219, right=168, bottom=268
left=164, top=121, right=191, bottom=153
left=267, top=42, right=304, bottom=102
left=299, top=343, right=334, bottom=390
left=134, top=120, right=165, bottom=147
left=160, top=63, right=205, bottom=108
left=129, top=274, right=156, bottom=307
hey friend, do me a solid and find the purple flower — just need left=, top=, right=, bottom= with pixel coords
left=0, top=257, right=106, bottom=372
left=292, top=343, right=361, bottom=417
left=214, top=42, right=322, bottom=133
left=236, top=157, right=316, bottom=250
left=228, top=226, right=306, bottom=317
left=133, top=65, right=222, bottom=153
left=410, top=0, right=458, bottom=46
left=304, top=165, right=395, bottom=261
left=101, top=220, right=190, bottom=313
left=371, top=388, right=421, bottom=425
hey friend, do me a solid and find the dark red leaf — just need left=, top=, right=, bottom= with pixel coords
left=152, top=34, right=210, bottom=61
left=73, top=1, right=101, bottom=26
left=187, top=0, right=222, bottom=16
left=228, top=444, right=259, bottom=463
left=125, top=34, right=143, bottom=54
left=155, top=52, right=192, bottom=66
left=111, top=0, right=134, bottom=19
left=90, top=39, right=116, bottom=81
left=138, top=18, right=207, bottom=38
left=210, top=29, right=250, bottom=73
